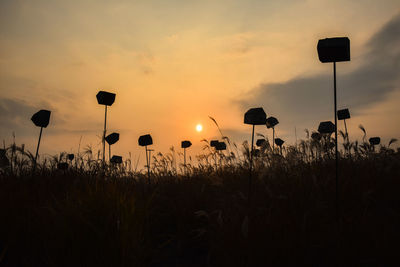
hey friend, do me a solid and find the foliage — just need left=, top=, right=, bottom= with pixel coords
left=0, top=126, right=399, bottom=266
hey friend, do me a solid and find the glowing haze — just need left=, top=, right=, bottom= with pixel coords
left=0, top=0, right=399, bottom=168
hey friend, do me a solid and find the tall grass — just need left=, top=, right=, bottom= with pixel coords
left=0, top=126, right=399, bottom=266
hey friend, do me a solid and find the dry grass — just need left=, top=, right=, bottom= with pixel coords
left=0, top=132, right=399, bottom=266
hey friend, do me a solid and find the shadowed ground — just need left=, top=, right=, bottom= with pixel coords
left=0, top=148, right=399, bottom=266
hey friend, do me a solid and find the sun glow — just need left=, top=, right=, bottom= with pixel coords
left=196, top=124, right=203, bottom=132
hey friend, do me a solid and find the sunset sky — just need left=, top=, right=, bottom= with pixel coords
left=1, top=0, right=399, bottom=169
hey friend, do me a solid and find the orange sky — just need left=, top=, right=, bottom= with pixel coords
left=1, top=0, right=399, bottom=170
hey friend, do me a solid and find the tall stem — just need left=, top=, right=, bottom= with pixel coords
left=148, top=150, right=152, bottom=173
left=184, top=148, right=186, bottom=175
left=334, top=62, right=339, bottom=220
left=103, top=106, right=107, bottom=163
left=250, top=125, right=255, bottom=170
left=33, top=127, right=43, bottom=172
left=272, top=127, right=275, bottom=153
left=248, top=124, right=255, bottom=203
left=145, top=146, right=150, bottom=179
left=343, top=119, right=349, bottom=155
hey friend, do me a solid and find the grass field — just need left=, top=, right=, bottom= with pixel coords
left=0, top=134, right=399, bottom=266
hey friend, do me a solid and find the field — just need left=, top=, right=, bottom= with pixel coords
left=0, top=135, right=399, bottom=266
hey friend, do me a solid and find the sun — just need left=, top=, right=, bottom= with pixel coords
left=196, top=124, right=203, bottom=132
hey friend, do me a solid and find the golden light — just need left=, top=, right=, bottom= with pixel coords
left=196, top=124, right=203, bottom=132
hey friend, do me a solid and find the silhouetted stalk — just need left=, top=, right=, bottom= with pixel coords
left=248, top=124, right=255, bottom=203
left=33, top=127, right=43, bottom=173
left=183, top=147, right=187, bottom=175
left=272, top=127, right=275, bottom=153
left=102, top=106, right=107, bottom=165
left=333, top=62, right=339, bottom=220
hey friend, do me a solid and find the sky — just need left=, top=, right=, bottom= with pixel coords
left=0, top=0, right=399, bottom=169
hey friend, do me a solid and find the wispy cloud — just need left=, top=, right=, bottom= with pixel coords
left=0, top=98, right=37, bottom=134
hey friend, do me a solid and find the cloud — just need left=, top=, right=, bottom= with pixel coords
left=0, top=98, right=39, bottom=138
left=236, top=13, right=400, bottom=131
left=367, top=13, right=400, bottom=56
left=0, top=97, right=95, bottom=138
left=223, top=33, right=253, bottom=56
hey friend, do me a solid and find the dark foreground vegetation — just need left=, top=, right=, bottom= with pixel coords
left=0, top=133, right=399, bottom=266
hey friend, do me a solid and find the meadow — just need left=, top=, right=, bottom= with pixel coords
left=0, top=128, right=399, bottom=266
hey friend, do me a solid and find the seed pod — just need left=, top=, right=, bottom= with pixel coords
left=317, top=37, right=350, bottom=63
left=138, top=134, right=153, bottom=146
left=31, top=110, right=51, bottom=128
left=244, top=108, right=267, bottom=125
left=96, top=91, right=116, bottom=106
